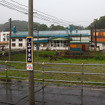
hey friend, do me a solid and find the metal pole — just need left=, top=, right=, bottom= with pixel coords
left=95, top=23, right=97, bottom=51
left=42, top=63, right=45, bottom=105
left=37, top=30, right=39, bottom=61
left=81, top=63, right=84, bottom=105
left=6, top=63, right=8, bottom=82
left=9, top=18, right=11, bottom=61
left=5, top=61, right=8, bottom=99
left=91, top=27, right=93, bottom=45
left=91, top=27, right=93, bottom=51
left=28, top=0, right=35, bottom=105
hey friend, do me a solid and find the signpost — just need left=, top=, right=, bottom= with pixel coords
left=26, top=36, right=33, bottom=70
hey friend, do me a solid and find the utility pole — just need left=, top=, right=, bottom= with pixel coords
left=90, top=27, right=93, bottom=51
left=37, top=30, right=39, bottom=61
left=28, top=0, right=35, bottom=105
left=66, top=27, right=69, bottom=51
left=9, top=18, right=11, bottom=61
left=95, top=23, right=97, bottom=50
left=91, top=27, right=93, bottom=45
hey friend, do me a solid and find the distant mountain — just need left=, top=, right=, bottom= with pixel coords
left=0, top=20, right=28, bottom=32
left=0, top=20, right=84, bottom=32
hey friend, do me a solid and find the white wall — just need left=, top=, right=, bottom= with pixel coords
left=0, top=32, right=10, bottom=42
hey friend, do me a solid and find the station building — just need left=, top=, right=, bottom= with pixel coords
left=10, top=30, right=90, bottom=52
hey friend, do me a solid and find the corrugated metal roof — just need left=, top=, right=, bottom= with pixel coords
left=11, top=30, right=90, bottom=38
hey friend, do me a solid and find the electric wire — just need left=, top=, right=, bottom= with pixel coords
left=0, top=0, right=91, bottom=26
left=0, top=2, right=66, bottom=26
left=1, top=0, right=28, bottom=12
left=10, top=0, right=92, bottom=24
left=11, top=0, right=68, bottom=23
left=0, top=0, right=27, bottom=14
left=0, top=0, right=70, bottom=26
left=10, top=0, right=72, bottom=24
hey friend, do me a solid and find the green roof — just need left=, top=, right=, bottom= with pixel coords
left=90, top=41, right=104, bottom=43
left=70, top=40, right=89, bottom=44
left=33, top=39, right=48, bottom=43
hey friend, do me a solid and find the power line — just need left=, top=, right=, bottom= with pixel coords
left=0, top=0, right=70, bottom=26
left=0, top=1, right=27, bottom=14
left=0, top=2, right=67, bottom=26
left=10, top=0, right=92, bottom=24
left=10, top=0, right=72, bottom=24
left=0, top=0, right=91, bottom=26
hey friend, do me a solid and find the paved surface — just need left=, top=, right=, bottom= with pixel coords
left=0, top=64, right=14, bottom=72
left=0, top=81, right=105, bottom=105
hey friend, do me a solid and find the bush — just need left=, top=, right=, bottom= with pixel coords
left=94, top=53, right=104, bottom=60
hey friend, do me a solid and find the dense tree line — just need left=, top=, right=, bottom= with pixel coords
left=87, top=16, right=105, bottom=29
left=0, top=20, right=85, bottom=32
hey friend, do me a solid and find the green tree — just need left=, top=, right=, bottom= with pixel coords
left=88, top=16, right=105, bottom=29
left=49, top=24, right=65, bottom=30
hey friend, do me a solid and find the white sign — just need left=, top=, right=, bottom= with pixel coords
left=27, top=64, right=33, bottom=70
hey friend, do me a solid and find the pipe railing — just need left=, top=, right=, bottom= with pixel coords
left=0, top=61, right=105, bottom=84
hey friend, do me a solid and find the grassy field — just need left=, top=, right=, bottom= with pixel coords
left=0, top=51, right=105, bottom=85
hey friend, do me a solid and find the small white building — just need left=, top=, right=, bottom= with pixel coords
left=0, top=31, right=9, bottom=42
left=0, top=31, right=9, bottom=49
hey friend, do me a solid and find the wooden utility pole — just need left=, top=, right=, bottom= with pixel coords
left=9, top=18, right=11, bottom=61
left=28, top=0, right=35, bottom=105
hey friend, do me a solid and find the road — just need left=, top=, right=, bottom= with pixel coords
left=0, top=81, right=105, bottom=105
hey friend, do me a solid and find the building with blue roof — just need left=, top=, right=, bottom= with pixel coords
left=10, top=30, right=90, bottom=51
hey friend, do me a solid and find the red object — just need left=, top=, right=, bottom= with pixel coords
left=82, top=45, right=85, bottom=51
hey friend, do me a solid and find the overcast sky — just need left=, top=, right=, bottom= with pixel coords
left=0, top=0, right=105, bottom=27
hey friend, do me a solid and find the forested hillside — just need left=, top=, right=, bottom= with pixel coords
left=0, top=20, right=84, bottom=31
left=88, top=16, right=105, bottom=29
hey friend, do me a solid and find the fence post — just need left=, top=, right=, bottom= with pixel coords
left=42, top=62, right=45, bottom=105
left=5, top=61, right=8, bottom=82
left=81, top=63, right=84, bottom=105
left=5, top=60, right=8, bottom=97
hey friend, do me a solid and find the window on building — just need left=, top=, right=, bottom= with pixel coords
left=51, top=43, right=53, bottom=47
left=19, top=43, right=22, bottom=47
left=12, top=39, right=16, bottom=41
left=7, top=38, right=9, bottom=41
left=3, top=38, right=5, bottom=41
left=51, top=41, right=54, bottom=47
left=19, top=39, right=22, bottom=41
left=12, top=43, right=16, bottom=47
left=64, top=41, right=68, bottom=47
left=56, top=41, right=59, bottom=47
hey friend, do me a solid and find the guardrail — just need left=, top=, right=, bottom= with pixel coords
left=0, top=61, right=105, bottom=85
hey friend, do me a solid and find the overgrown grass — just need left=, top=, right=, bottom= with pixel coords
left=0, top=51, right=105, bottom=86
